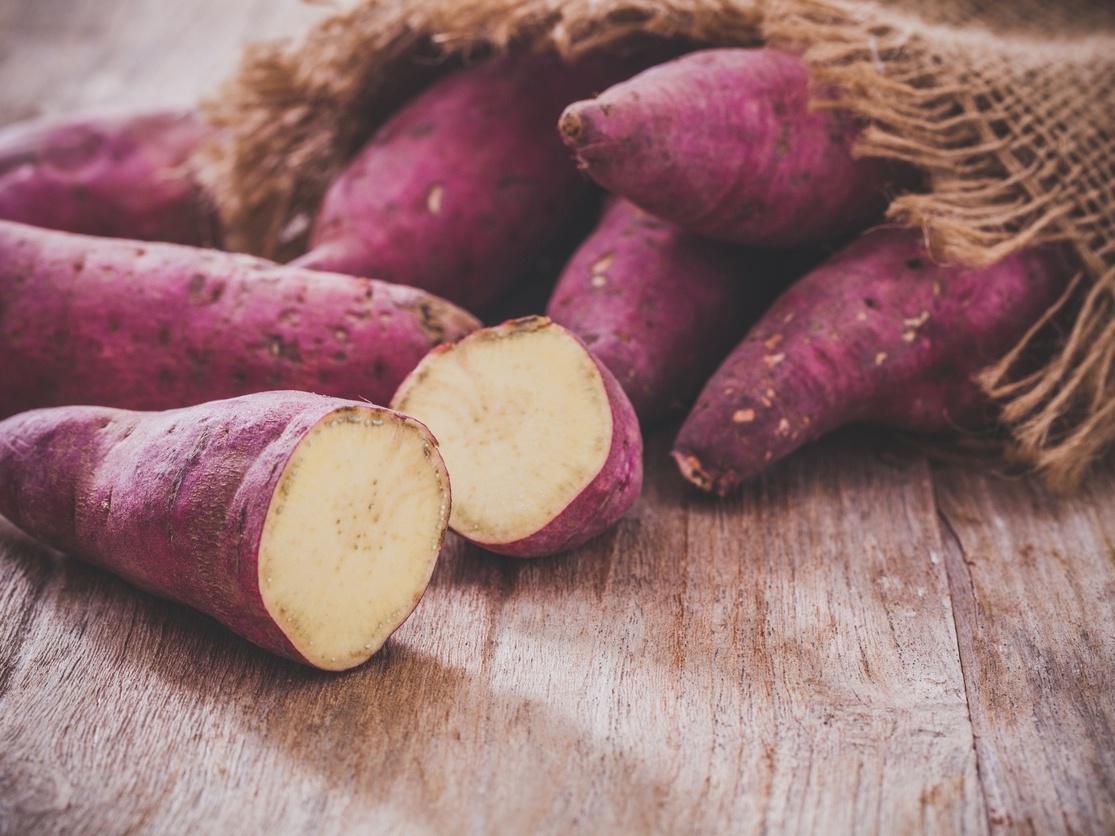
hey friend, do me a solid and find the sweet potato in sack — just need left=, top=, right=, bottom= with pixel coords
left=0, top=107, right=220, bottom=246
left=292, top=50, right=649, bottom=312
left=0, top=392, right=451, bottom=670
left=547, top=198, right=816, bottom=423
left=672, top=227, right=1072, bottom=495
left=0, top=220, right=480, bottom=418
left=559, top=48, right=896, bottom=248
left=392, top=317, right=642, bottom=557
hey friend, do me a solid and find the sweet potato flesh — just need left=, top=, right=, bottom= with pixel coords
left=393, top=323, right=612, bottom=545
left=258, top=410, right=449, bottom=670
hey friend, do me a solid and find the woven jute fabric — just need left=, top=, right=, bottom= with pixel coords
left=199, top=0, right=1115, bottom=488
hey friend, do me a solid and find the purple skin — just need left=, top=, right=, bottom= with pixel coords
left=481, top=339, right=643, bottom=559
left=672, top=227, right=1072, bottom=495
left=559, top=48, right=894, bottom=248
left=0, top=220, right=481, bottom=418
left=0, top=392, right=373, bottom=665
left=292, top=51, right=648, bottom=312
left=547, top=198, right=811, bottom=423
left=0, top=107, right=220, bottom=246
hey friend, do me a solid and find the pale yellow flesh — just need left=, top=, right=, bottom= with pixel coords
left=258, top=411, right=449, bottom=671
left=393, top=325, right=612, bottom=544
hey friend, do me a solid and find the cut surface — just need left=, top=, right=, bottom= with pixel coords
left=393, top=320, right=613, bottom=545
left=258, top=408, right=449, bottom=671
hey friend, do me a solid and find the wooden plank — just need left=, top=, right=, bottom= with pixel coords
left=935, top=460, right=1115, bottom=833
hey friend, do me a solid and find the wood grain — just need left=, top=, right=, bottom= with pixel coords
left=1, top=1, right=1114, bottom=833
left=935, top=462, right=1115, bottom=833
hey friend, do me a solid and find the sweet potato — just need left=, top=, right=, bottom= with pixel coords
left=292, top=50, right=647, bottom=312
left=672, top=227, right=1072, bottom=495
left=0, top=220, right=480, bottom=418
left=546, top=198, right=814, bottom=422
left=391, top=316, right=643, bottom=557
left=0, top=391, right=451, bottom=670
left=0, top=107, right=219, bottom=246
left=559, top=48, right=895, bottom=247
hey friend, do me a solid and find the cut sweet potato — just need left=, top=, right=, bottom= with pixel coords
left=0, top=391, right=451, bottom=670
left=391, top=316, right=643, bottom=557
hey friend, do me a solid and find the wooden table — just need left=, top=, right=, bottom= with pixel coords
left=1, top=2, right=1113, bottom=833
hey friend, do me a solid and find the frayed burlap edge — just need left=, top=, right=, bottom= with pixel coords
left=199, top=0, right=1115, bottom=489
left=763, top=0, right=1115, bottom=488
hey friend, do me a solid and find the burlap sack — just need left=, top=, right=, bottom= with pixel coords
left=199, top=0, right=1115, bottom=488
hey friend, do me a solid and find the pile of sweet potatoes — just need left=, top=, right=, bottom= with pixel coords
left=0, top=42, right=1071, bottom=669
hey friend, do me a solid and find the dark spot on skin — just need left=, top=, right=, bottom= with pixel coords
left=187, top=275, right=224, bottom=305
left=373, top=359, right=387, bottom=379
left=498, top=174, right=531, bottom=192
left=157, top=327, right=171, bottom=345
left=333, top=351, right=348, bottom=362
left=416, top=302, right=446, bottom=342
left=73, top=258, right=85, bottom=274
left=408, top=123, right=436, bottom=139
left=107, top=314, right=121, bottom=332
left=266, top=335, right=302, bottom=363
left=863, top=298, right=879, bottom=309
left=187, top=349, right=209, bottom=385
left=159, top=368, right=174, bottom=389
left=905, top=258, right=924, bottom=271
left=232, top=368, right=248, bottom=385
left=733, top=200, right=765, bottom=221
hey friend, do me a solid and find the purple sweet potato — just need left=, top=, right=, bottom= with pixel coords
left=559, top=48, right=896, bottom=248
left=547, top=198, right=814, bottom=422
left=672, top=227, right=1072, bottom=495
left=0, top=107, right=220, bottom=246
left=292, top=50, right=648, bottom=312
left=0, top=220, right=480, bottom=418
left=391, top=316, right=643, bottom=557
left=0, top=391, right=451, bottom=670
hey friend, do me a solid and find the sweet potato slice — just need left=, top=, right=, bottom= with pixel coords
left=391, top=316, right=643, bottom=557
